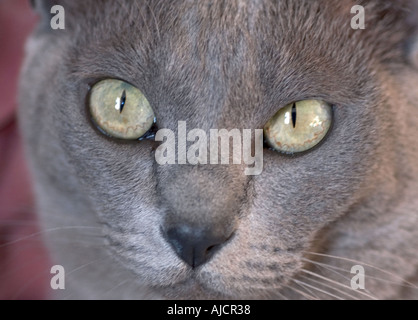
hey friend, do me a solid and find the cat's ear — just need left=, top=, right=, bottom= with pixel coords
left=406, top=1, right=418, bottom=69
left=381, top=0, right=418, bottom=68
left=390, top=0, right=418, bottom=68
left=29, top=0, right=53, bottom=17
left=364, top=0, right=418, bottom=67
left=29, top=0, right=63, bottom=31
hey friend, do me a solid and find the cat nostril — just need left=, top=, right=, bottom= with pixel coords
left=163, top=225, right=233, bottom=269
left=206, top=245, right=216, bottom=253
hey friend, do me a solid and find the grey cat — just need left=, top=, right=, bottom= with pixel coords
left=18, top=0, right=418, bottom=299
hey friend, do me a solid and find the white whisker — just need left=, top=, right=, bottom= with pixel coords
left=289, top=277, right=321, bottom=299
left=302, top=257, right=375, bottom=297
left=303, top=251, right=418, bottom=290
left=302, top=257, right=418, bottom=293
left=102, top=279, right=130, bottom=298
left=61, top=256, right=113, bottom=300
left=0, top=226, right=102, bottom=249
left=292, top=278, right=344, bottom=300
left=282, top=283, right=318, bottom=300
left=300, top=268, right=378, bottom=300
left=299, top=274, right=360, bottom=300
left=302, top=257, right=378, bottom=296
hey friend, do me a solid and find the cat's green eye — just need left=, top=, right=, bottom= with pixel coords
left=264, top=100, right=333, bottom=154
left=89, top=79, right=155, bottom=140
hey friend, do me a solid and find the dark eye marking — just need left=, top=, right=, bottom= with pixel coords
left=120, top=90, right=127, bottom=114
left=291, top=103, right=297, bottom=128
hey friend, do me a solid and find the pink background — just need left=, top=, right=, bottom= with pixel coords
left=0, top=0, right=50, bottom=299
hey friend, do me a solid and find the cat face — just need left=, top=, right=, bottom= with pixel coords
left=19, top=0, right=418, bottom=299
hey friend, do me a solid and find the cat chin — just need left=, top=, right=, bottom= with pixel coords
left=156, top=280, right=274, bottom=300
left=157, top=281, right=229, bottom=300
left=114, top=251, right=294, bottom=299
left=104, top=231, right=301, bottom=299
left=147, top=269, right=289, bottom=300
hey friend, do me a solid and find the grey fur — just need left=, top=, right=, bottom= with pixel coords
left=19, top=0, right=418, bottom=299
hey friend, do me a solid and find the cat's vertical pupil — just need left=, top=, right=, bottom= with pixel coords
left=120, top=90, right=126, bottom=113
left=291, top=103, right=297, bottom=128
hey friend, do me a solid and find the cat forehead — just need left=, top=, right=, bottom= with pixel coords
left=62, top=0, right=410, bottom=65
left=60, top=0, right=410, bottom=31
left=58, top=0, right=412, bottom=120
left=66, top=1, right=386, bottom=91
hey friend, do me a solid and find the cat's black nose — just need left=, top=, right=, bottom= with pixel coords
left=164, top=225, right=233, bottom=268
